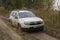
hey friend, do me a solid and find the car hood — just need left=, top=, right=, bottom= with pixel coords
left=20, top=17, right=43, bottom=22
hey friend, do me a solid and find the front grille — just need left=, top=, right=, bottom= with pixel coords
left=29, top=21, right=42, bottom=25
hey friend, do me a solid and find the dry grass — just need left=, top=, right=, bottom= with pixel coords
left=41, top=11, right=60, bottom=29
left=0, top=6, right=10, bottom=17
left=30, top=9, right=60, bottom=29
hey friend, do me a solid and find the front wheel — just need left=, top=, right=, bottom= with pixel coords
left=40, top=26, right=44, bottom=31
left=17, top=24, right=24, bottom=32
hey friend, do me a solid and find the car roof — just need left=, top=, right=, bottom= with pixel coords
left=19, top=10, right=30, bottom=12
left=12, top=10, right=31, bottom=12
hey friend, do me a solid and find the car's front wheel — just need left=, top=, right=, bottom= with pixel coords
left=39, top=26, right=44, bottom=31
left=17, top=23, right=24, bottom=32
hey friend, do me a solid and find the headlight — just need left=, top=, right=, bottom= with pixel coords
left=37, top=21, right=43, bottom=24
left=24, top=22, right=29, bottom=25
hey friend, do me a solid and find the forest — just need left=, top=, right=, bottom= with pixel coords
left=0, top=0, right=53, bottom=10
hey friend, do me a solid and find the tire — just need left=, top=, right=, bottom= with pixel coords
left=40, top=26, right=44, bottom=31
left=17, top=24, right=24, bottom=32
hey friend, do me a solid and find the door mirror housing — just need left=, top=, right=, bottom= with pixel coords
left=15, top=17, right=18, bottom=19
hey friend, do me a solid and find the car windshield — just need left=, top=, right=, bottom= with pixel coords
left=19, top=11, right=36, bottom=18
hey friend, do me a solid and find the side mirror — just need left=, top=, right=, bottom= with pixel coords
left=15, top=17, right=18, bottom=19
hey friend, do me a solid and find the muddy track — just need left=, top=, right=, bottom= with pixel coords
left=0, top=17, right=23, bottom=40
left=0, top=16, right=59, bottom=40
left=23, top=32, right=59, bottom=40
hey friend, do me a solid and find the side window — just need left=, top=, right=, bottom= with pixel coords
left=14, top=12, right=18, bottom=17
left=12, top=12, right=15, bottom=17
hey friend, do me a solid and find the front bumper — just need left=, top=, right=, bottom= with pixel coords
left=22, top=22, right=44, bottom=28
left=22, top=26, right=44, bottom=31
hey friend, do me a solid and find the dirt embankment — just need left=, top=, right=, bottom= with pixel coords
left=0, top=18, right=23, bottom=40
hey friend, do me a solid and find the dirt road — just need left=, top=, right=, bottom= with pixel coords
left=0, top=18, right=23, bottom=40
left=23, top=32, right=59, bottom=40
left=0, top=16, right=59, bottom=40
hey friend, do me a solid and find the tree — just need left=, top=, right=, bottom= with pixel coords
left=0, top=0, right=54, bottom=10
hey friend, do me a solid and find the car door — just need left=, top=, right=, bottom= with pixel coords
left=14, top=12, right=18, bottom=26
left=11, top=12, right=16, bottom=26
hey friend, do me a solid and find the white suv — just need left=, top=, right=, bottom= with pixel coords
left=9, top=10, right=44, bottom=31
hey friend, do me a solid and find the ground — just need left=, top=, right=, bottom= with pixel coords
left=0, top=17, right=23, bottom=40
left=0, top=16, right=59, bottom=40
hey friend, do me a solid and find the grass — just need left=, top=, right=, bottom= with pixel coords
left=30, top=9, right=60, bottom=29
left=0, top=6, right=10, bottom=17
left=40, top=11, right=60, bottom=29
